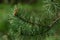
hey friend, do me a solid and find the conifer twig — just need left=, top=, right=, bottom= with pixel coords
left=43, top=17, right=60, bottom=33
left=13, top=5, right=60, bottom=34
left=13, top=5, right=42, bottom=26
left=16, top=15, right=42, bottom=26
left=49, top=17, right=60, bottom=27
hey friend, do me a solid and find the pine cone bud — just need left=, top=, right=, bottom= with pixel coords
left=14, top=5, right=18, bottom=16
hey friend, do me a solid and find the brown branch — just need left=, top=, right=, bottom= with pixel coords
left=49, top=17, right=60, bottom=27
left=43, top=17, right=60, bottom=34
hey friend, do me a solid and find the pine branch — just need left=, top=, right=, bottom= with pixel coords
left=13, top=5, right=43, bottom=26
left=43, top=16, right=60, bottom=34
left=13, top=5, right=60, bottom=34
left=49, top=17, right=60, bottom=27
left=15, top=15, right=42, bottom=26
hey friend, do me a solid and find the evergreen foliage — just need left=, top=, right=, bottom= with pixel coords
left=0, top=0, right=60, bottom=40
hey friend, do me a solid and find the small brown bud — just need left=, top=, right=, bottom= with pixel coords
left=14, top=5, right=18, bottom=16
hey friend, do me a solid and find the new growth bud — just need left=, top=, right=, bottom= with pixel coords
left=14, top=5, right=18, bottom=16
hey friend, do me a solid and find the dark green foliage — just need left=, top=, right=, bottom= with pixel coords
left=0, top=0, right=60, bottom=40
left=7, top=1, right=60, bottom=40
